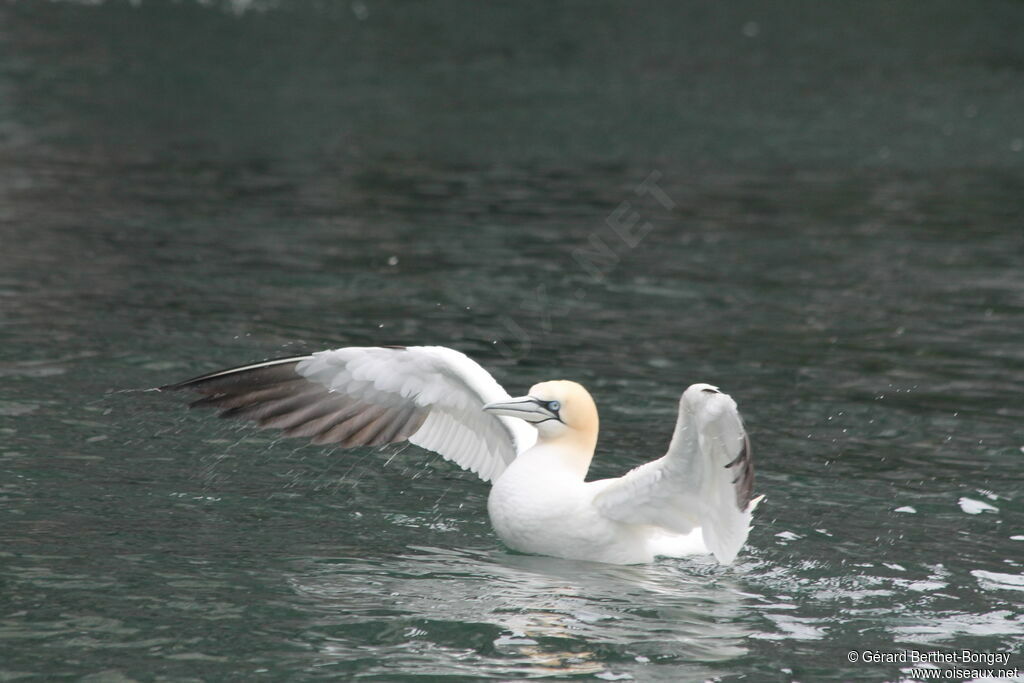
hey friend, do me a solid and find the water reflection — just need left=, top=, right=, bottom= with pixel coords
left=288, top=546, right=752, bottom=678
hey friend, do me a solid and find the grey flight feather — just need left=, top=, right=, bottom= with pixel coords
left=161, top=355, right=429, bottom=449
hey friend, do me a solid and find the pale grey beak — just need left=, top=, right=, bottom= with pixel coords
left=482, top=396, right=553, bottom=422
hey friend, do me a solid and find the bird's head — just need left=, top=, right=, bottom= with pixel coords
left=483, top=379, right=598, bottom=443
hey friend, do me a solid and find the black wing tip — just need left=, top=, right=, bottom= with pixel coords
left=729, top=434, right=756, bottom=511
left=158, top=354, right=316, bottom=393
left=158, top=378, right=207, bottom=392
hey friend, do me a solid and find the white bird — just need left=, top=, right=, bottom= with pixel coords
left=162, top=345, right=761, bottom=565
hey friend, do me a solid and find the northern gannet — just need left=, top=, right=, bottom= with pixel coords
left=162, top=345, right=761, bottom=565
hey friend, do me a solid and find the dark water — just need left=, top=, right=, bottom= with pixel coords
left=2, top=2, right=1023, bottom=680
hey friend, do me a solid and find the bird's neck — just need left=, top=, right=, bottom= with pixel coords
left=531, top=429, right=598, bottom=480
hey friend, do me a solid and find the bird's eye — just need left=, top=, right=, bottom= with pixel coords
left=548, top=400, right=561, bottom=412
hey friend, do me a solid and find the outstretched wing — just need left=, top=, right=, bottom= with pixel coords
left=593, top=384, right=760, bottom=564
left=161, top=345, right=537, bottom=483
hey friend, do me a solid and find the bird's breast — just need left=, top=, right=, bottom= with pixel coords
left=487, top=464, right=569, bottom=551
left=486, top=458, right=644, bottom=562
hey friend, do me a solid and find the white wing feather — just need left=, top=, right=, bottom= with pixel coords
left=593, top=385, right=759, bottom=564
left=167, top=346, right=537, bottom=483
